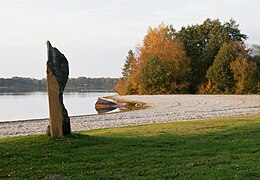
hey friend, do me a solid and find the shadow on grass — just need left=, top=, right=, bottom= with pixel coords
left=0, top=122, right=259, bottom=179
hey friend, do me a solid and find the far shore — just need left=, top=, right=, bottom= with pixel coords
left=0, top=94, right=260, bottom=138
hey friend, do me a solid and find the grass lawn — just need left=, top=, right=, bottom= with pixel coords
left=0, top=115, right=260, bottom=179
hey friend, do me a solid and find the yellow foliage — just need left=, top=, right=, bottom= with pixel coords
left=139, top=23, right=190, bottom=80
left=230, top=58, right=257, bottom=93
left=116, top=23, right=191, bottom=95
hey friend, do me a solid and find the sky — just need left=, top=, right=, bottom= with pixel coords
left=0, top=0, right=259, bottom=79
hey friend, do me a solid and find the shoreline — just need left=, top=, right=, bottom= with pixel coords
left=0, top=95, right=146, bottom=123
left=0, top=94, right=260, bottom=138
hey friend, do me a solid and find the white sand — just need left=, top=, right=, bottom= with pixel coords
left=0, top=95, right=259, bottom=138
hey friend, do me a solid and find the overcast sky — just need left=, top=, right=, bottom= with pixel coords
left=0, top=0, right=259, bottom=79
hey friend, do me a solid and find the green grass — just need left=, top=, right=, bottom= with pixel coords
left=0, top=115, right=260, bottom=179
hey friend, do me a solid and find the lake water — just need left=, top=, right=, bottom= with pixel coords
left=0, top=92, right=117, bottom=121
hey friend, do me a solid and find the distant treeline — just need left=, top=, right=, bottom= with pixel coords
left=0, top=76, right=119, bottom=92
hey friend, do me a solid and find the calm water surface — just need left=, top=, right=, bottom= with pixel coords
left=0, top=92, right=116, bottom=121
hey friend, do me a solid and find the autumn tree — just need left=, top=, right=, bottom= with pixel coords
left=114, top=77, right=138, bottom=95
left=137, top=23, right=190, bottom=93
left=230, top=58, right=257, bottom=93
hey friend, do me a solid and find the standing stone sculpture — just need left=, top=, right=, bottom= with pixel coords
left=46, top=41, right=71, bottom=137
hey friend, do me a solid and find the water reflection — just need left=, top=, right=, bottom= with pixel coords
left=95, top=106, right=118, bottom=114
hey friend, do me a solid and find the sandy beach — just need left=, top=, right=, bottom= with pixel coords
left=0, top=95, right=260, bottom=138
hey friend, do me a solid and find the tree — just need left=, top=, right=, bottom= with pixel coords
left=206, top=42, right=236, bottom=93
left=115, top=23, right=190, bottom=95
left=178, top=18, right=247, bottom=92
left=138, top=56, right=168, bottom=94
left=206, top=41, right=248, bottom=93
left=252, top=56, right=260, bottom=82
left=250, top=44, right=260, bottom=56
left=114, top=77, right=137, bottom=95
left=138, top=23, right=190, bottom=93
left=139, top=23, right=177, bottom=65
left=230, top=58, right=257, bottom=93
left=115, top=50, right=138, bottom=95
left=248, top=44, right=260, bottom=93
left=115, top=19, right=251, bottom=95
left=224, top=19, right=247, bottom=42
left=122, top=50, right=137, bottom=78
left=249, top=44, right=260, bottom=78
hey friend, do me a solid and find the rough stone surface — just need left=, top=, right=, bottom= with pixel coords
left=46, top=41, right=70, bottom=137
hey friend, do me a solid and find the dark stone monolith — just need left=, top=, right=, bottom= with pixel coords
left=46, top=41, right=71, bottom=137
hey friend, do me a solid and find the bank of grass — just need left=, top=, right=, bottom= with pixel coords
left=0, top=115, right=260, bottom=179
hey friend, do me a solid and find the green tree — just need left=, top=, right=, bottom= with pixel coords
left=138, top=56, right=168, bottom=94
left=122, top=50, right=136, bottom=78
left=115, top=50, right=138, bottom=95
left=224, top=19, right=247, bottom=42
left=178, top=18, right=247, bottom=92
left=206, top=42, right=237, bottom=93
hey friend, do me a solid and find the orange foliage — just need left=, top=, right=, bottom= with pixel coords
left=138, top=23, right=190, bottom=82
left=116, top=23, right=191, bottom=95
